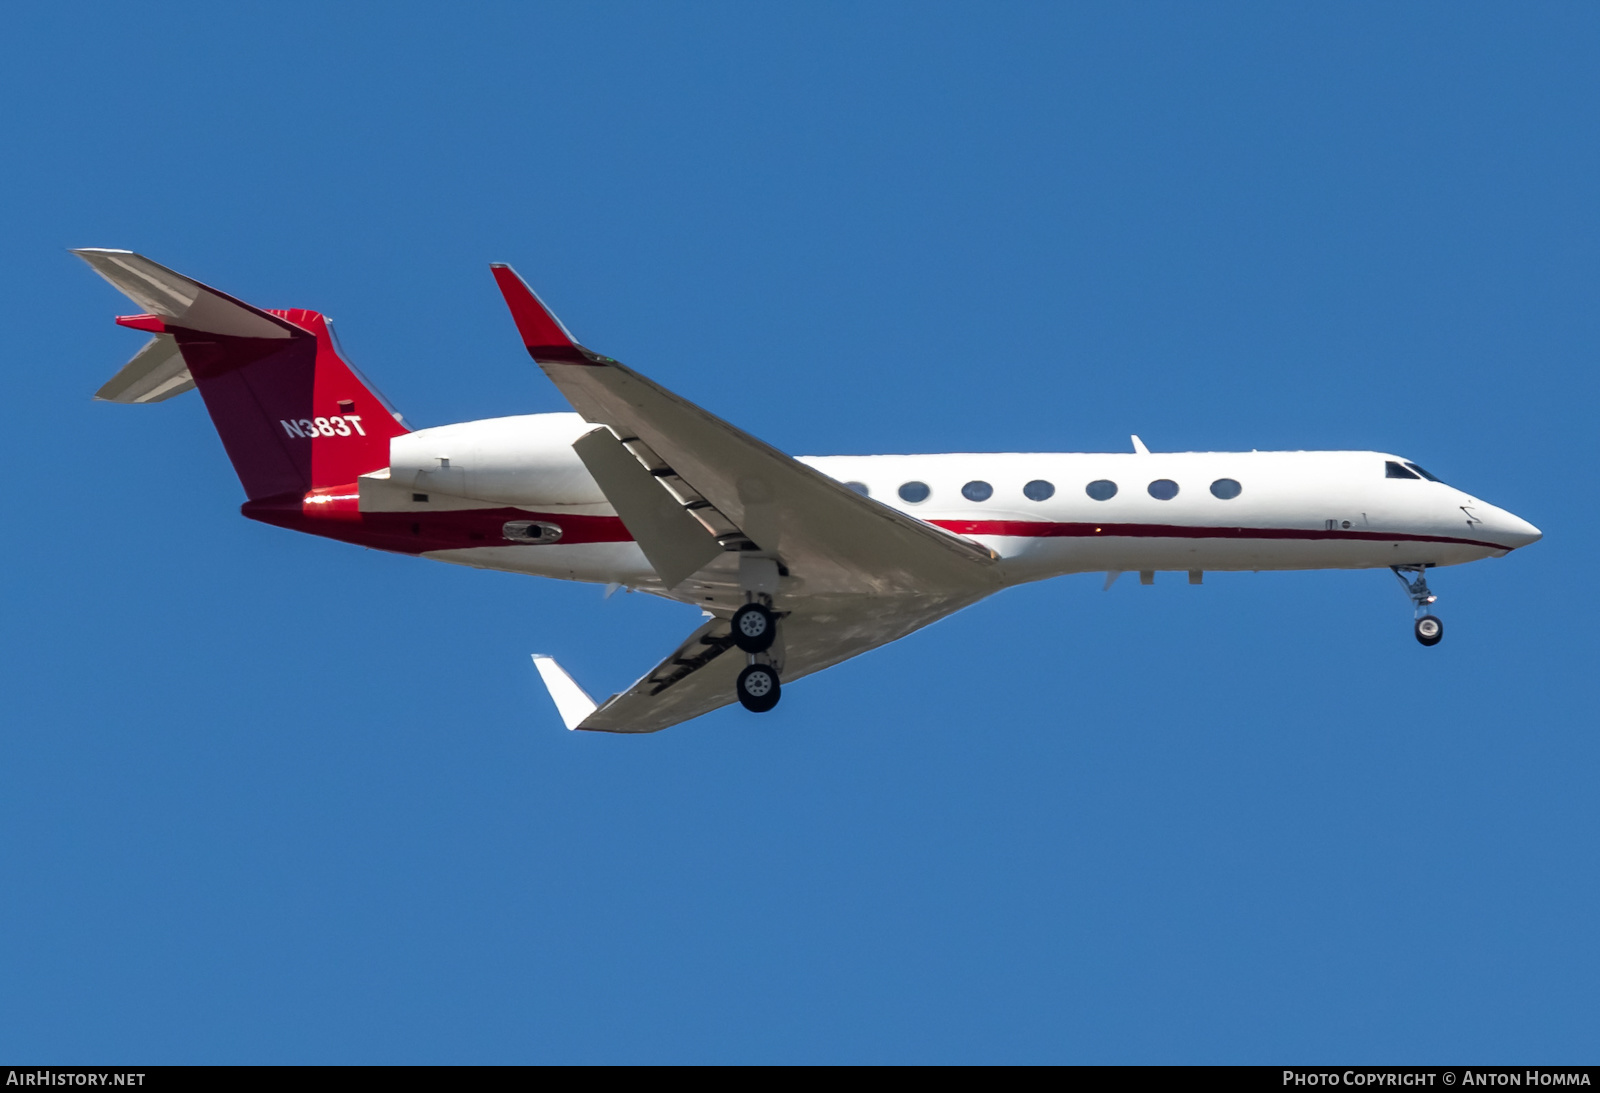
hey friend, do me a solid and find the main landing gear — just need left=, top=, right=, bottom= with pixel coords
left=732, top=602, right=776, bottom=653
left=733, top=557, right=784, bottom=714
left=1392, top=565, right=1443, bottom=647
left=732, top=597, right=783, bottom=713
left=736, top=662, right=781, bottom=713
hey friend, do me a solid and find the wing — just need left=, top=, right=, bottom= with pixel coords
left=490, top=264, right=1001, bottom=597
left=549, top=590, right=985, bottom=733
left=496, top=263, right=1008, bottom=733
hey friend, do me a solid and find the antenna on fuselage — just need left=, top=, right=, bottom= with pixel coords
left=1131, top=434, right=1150, bottom=454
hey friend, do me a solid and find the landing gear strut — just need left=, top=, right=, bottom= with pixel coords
left=1392, top=565, right=1443, bottom=647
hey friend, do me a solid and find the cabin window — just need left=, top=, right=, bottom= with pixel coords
left=1386, top=461, right=1420, bottom=479
left=1210, top=478, right=1242, bottom=500
left=898, top=481, right=930, bottom=504
left=1024, top=479, right=1055, bottom=501
left=1148, top=479, right=1179, bottom=500
left=845, top=481, right=870, bottom=496
left=961, top=480, right=993, bottom=502
left=1086, top=479, right=1117, bottom=501
left=1404, top=462, right=1443, bottom=483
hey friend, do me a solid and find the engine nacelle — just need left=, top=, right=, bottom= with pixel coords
left=388, top=412, right=606, bottom=506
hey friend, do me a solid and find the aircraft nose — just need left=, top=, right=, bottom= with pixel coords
left=1495, top=510, right=1543, bottom=549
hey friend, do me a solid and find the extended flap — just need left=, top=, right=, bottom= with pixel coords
left=573, top=426, right=723, bottom=588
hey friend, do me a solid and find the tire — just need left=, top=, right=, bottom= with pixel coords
left=1415, top=615, right=1443, bottom=647
left=736, top=664, right=781, bottom=713
left=732, top=602, right=776, bottom=653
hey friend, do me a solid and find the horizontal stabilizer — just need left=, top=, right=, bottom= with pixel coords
left=94, top=333, right=195, bottom=403
left=73, top=249, right=301, bottom=340
left=531, top=655, right=600, bottom=731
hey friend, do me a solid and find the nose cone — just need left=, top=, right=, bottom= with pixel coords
left=1493, top=510, right=1543, bottom=549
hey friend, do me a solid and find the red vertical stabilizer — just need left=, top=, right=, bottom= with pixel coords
left=76, top=250, right=408, bottom=501
left=174, top=308, right=408, bottom=499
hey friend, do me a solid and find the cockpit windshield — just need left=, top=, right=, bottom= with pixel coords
left=1385, top=461, right=1420, bottom=479
left=1404, top=462, right=1445, bottom=483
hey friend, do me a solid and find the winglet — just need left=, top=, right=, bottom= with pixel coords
left=489, top=263, right=597, bottom=365
left=532, top=654, right=599, bottom=731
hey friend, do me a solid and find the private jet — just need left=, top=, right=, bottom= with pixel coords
left=75, top=250, right=1542, bottom=732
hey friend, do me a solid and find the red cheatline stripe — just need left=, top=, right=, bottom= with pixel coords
left=254, top=493, right=1515, bottom=557
left=929, top=519, right=1512, bottom=551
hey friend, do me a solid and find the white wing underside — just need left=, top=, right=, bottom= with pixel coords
left=573, top=590, right=986, bottom=733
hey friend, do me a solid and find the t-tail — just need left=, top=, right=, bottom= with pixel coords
left=74, top=249, right=409, bottom=502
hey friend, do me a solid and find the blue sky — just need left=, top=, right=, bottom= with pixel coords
left=2, top=2, right=1596, bottom=1063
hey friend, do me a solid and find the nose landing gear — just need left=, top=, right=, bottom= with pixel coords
left=1392, top=565, right=1443, bottom=646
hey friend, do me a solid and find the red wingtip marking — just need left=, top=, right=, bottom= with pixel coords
left=115, top=313, right=166, bottom=333
left=490, top=264, right=577, bottom=350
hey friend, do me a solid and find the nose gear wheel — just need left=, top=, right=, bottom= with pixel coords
left=1392, top=565, right=1443, bottom=647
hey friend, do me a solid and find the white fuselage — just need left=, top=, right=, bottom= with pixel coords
left=361, top=413, right=1540, bottom=599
